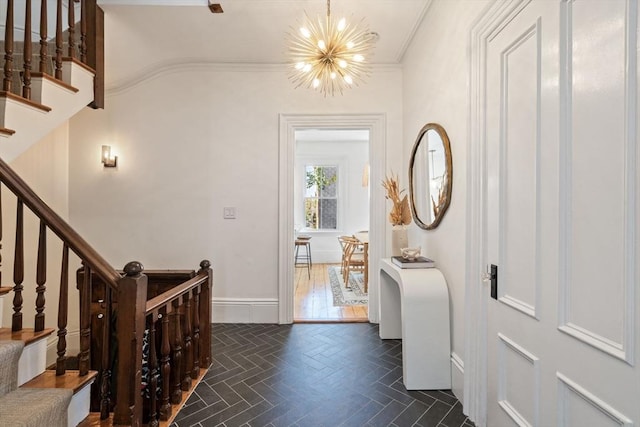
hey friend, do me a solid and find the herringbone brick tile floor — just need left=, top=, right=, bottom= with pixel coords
left=172, top=323, right=474, bottom=427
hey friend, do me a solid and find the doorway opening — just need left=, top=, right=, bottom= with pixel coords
left=293, top=129, right=370, bottom=322
left=278, top=114, right=386, bottom=325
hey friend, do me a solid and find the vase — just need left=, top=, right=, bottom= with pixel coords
left=391, top=226, right=408, bottom=257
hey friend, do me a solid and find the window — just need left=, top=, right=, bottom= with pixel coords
left=304, top=165, right=338, bottom=230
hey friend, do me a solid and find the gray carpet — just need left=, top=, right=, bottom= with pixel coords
left=0, top=340, right=72, bottom=427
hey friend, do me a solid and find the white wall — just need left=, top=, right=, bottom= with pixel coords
left=401, top=0, right=491, bottom=404
left=295, top=140, right=369, bottom=263
left=68, top=64, right=403, bottom=323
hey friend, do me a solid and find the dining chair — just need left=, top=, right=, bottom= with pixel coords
left=337, top=235, right=353, bottom=274
left=342, top=237, right=365, bottom=289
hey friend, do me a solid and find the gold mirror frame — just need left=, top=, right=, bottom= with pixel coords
left=408, top=123, right=453, bottom=230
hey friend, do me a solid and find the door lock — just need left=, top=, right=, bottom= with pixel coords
left=482, top=264, right=498, bottom=300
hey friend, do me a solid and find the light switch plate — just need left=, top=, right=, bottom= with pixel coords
left=223, top=207, right=236, bottom=219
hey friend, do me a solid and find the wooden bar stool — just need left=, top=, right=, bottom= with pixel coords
left=294, top=237, right=312, bottom=278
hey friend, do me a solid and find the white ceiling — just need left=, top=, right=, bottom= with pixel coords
left=97, top=0, right=432, bottom=87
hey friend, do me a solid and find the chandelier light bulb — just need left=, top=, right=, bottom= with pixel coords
left=300, top=27, right=311, bottom=38
left=287, top=0, right=375, bottom=96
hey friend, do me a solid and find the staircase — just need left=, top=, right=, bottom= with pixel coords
left=1, top=2, right=213, bottom=425
left=0, top=336, right=96, bottom=427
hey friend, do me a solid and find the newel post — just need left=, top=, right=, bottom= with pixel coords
left=113, top=261, right=147, bottom=427
left=198, top=260, right=212, bottom=368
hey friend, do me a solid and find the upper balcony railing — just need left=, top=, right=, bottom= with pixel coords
left=2, top=0, right=104, bottom=108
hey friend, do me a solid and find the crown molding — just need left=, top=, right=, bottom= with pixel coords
left=106, top=60, right=402, bottom=96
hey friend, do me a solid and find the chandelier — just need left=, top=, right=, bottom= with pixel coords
left=287, top=0, right=375, bottom=96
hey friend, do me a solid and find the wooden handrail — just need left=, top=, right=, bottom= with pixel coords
left=145, top=274, right=208, bottom=314
left=0, top=157, right=120, bottom=288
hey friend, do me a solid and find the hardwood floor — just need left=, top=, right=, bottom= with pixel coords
left=294, top=263, right=368, bottom=322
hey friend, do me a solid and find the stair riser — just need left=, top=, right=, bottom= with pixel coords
left=17, top=338, right=47, bottom=386
left=68, top=381, right=94, bottom=427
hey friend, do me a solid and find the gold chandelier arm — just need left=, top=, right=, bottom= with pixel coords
left=327, top=0, right=330, bottom=18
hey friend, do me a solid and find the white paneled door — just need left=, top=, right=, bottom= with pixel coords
left=481, top=1, right=639, bottom=426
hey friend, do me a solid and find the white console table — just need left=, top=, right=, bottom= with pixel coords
left=379, top=258, right=451, bottom=390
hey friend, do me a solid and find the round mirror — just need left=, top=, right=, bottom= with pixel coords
left=408, top=123, right=452, bottom=230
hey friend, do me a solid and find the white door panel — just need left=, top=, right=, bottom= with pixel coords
left=480, top=1, right=639, bottom=426
left=559, top=0, right=635, bottom=362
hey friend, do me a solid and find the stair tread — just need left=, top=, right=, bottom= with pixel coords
left=0, top=91, right=53, bottom=112
left=31, top=72, right=80, bottom=93
left=22, top=370, right=98, bottom=395
left=0, top=128, right=15, bottom=137
left=0, top=286, right=11, bottom=295
left=0, top=327, right=55, bottom=345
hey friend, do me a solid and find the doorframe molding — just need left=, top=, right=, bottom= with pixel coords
left=278, top=113, right=387, bottom=324
left=467, top=1, right=530, bottom=425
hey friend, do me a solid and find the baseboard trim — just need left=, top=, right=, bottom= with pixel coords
left=451, top=352, right=465, bottom=406
left=212, top=298, right=279, bottom=323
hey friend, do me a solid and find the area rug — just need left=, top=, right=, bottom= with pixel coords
left=327, top=265, right=368, bottom=306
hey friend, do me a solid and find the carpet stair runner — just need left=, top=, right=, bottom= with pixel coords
left=0, top=332, right=97, bottom=426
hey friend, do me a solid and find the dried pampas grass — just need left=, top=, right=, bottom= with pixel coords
left=382, top=173, right=412, bottom=226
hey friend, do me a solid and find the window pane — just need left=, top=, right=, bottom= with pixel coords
left=304, top=164, right=338, bottom=230
left=305, top=198, right=318, bottom=229
left=318, top=198, right=337, bottom=229
left=319, top=166, right=338, bottom=197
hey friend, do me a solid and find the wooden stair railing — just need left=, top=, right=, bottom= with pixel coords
left=115, top=261, right=212, bottom=426
left=2, top=0, right=104, bottom=108
left=79, top=263, right=213, bottom=426
left=0, top=153, right=213, bottom=426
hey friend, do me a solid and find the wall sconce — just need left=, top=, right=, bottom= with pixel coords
left=101, top=145, right=117, bottom=168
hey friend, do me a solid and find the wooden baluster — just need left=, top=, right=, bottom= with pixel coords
left=78, top=263, right=91, bottom=376
left=4, top=0, right=14, bottom=92
left=80, top=0, right=87, bottom=63
left=191, top=286, right=200, bottom=379
left=148, top=314, right=159, bottom=427
left=67, top=0, right=76, bottom=58
left=39, top=0, right=48, bottom=72
left=181, top=293, right=192, bottom=391
left=170, top=298, right=182, bottom=404
left=12, top=199, right=24, bottom=332
left=34, top=219, right=46, bottom=331
left=56, top=243, right=69, bottom=375
left=159, top=306, right=171, bottom=421
left=22, top=0, right=32, bottom=99
left=113, top=261, right=146, bottom=426
left=198, top=260, right=212, bottom=368
left=99, top=284, right=112, bottom=419
left=55, top=0, right=62, bottom=79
